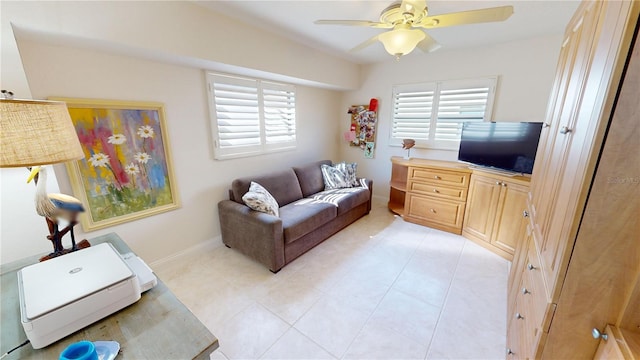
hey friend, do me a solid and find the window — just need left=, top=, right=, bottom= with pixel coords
left=207, top=73, right=296, bottom=159
left=391, top=77, right=497, bottom=150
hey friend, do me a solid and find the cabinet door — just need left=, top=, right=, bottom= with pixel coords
left=529, top=1, right=604, bottom=295
left=462, top=175, right=501, bottom=242
left=593, top=325, right=634, bottom=360
left=492, top=181, right=528, bottom=254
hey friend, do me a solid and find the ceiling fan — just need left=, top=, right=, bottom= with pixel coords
left=315, top=0, right=514, bottom=59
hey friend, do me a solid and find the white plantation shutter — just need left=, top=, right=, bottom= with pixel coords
left=391, top=77, right=496, bottom=150
left=263, top=82, right=296, bottom=146
left=391, top=83, right=435, bottom=141
left=207, top=74, right=297, bottom=159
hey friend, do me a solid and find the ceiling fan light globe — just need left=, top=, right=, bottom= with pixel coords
left=379, top=28, right=426, bottom=57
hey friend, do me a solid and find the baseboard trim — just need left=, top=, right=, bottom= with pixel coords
left=149, top=235, right=223, bottom=269
left=372, top=194, right=388, bottom=204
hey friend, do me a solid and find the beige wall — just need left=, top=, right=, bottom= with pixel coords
left=0, top=1, right=348, bottom=264
left=339, top=34, right=563, bottom=200
left=1, top=38, right=342, bottom=264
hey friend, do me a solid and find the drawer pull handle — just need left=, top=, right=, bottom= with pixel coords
left=522, top=287, right=531, bottom=295
left=523, top=210, right=529, bottom=218
left=506, top=348, right=514, bottom=355
left=560, top=126, right=572, bottom=134
left=430, top=208, right=436, bottom=213
left=496, top=181, right=502, bottom=185
left=434, top=175, right=441, bottom=180
left=433, top=189, right=439, bottom=193
left=527, top=263, right=537, bottom=271
left=592, top=328, right=608, bottom=341
left=515, top=313, right=524, bottom=320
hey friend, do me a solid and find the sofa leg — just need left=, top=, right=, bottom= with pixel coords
left=224, top=244, right=231, bottom=248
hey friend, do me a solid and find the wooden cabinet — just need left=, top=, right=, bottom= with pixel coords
left=388, top=158, right=529, bottom=255
left=463, top=172, right=529, bottom=260
left=506, top=1, right=640, bottom=359
left=388, top=160, right=408, bottom=215
left=388, top=157, right=471, bottom=235
left=404, top=163, right=470, bottom=234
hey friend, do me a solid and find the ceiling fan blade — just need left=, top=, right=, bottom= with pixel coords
left=314, top=20, right=393, bottom=29
left=416, top=32, right=441, bottom=53
left=416, top=6, right=514, bottom=29
left=349, top=34, right=381, bottom=53
left=400, top=0, right=427, bottom=16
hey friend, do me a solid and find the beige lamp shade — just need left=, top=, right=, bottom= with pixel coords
left=379, top=25, right=426, bottom=57
left=0, top=99, right=84, bottom=167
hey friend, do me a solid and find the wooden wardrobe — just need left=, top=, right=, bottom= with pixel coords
left=506, top=1, right=640, bottom=359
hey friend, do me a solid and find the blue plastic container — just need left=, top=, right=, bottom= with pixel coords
left=59, top=341, right=98, bottom=360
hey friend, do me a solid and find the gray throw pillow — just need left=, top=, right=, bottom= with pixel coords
left=321, top=164, right=351, bottom=190
left=242, top=181, right=279, bottom=217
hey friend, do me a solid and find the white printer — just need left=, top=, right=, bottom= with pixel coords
left=17, top=243, right=155, bottom=349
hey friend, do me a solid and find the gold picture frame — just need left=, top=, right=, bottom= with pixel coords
left=51, top=98, right=180, bottom=231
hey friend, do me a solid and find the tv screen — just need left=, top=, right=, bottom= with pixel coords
left=458, top=122, right=543, bottom=174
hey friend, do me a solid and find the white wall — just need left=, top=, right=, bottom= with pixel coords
left=339, top=34, right=563, bottom=200
left=0, top=1, right=348, bottom=264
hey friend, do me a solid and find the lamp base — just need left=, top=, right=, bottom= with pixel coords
left=39, top=239, right=91, bottom=262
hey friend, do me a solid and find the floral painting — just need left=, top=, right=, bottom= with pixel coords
left=54, top=98, right=179, bottom=231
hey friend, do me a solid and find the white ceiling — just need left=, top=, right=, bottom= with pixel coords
left=194, top=0, right=580, bottom=64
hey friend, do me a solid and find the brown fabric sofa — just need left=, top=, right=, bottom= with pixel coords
left=218, top=160, right=373, bottom=272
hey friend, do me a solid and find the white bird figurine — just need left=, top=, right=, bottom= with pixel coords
left=27, top=166, right=85, bottom=256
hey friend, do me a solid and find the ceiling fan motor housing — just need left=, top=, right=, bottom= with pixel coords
left=380, top=2, right=427, bottom=25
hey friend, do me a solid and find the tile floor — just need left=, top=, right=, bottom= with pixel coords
left=155, top=200, right=509, bottom=359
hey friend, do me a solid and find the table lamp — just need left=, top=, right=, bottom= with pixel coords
left=0, top=93, right=89, bottom=261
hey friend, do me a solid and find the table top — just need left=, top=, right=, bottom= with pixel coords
left=0, top=233, right=219, bottom=359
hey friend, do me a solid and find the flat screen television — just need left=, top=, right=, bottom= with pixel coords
left=458, top=122, right=543, bottom=174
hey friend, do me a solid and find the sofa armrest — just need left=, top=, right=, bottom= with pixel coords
left=218, top=200, right=285, bottom=272
left=357, top=178, right=374, bottom=213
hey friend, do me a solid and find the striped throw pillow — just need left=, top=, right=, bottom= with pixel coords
left=321, top=164, right=351, bottom=190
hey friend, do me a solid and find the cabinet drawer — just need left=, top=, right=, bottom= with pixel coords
left=507, top=304, right=525, bottom=359
left=409, top=167, right=469, bottom=188
left=524, top=236, right=549, bottom=325
left=511, top=274, right=546, bottom=360
left=405, top=194, right=465, bottom=229
left=407, top=181, right=468, bottom=201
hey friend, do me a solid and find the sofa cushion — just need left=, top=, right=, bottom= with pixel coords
left=242, top=182, right=279, bottom=217
left=232, top=169, right=304, bottom=207
left=279, top=198, right=337, bottom=244
left=312, top=186, right=370, bottom=215
left=292, top=160, right=332, bottom=197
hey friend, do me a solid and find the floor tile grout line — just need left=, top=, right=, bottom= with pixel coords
left=161, top=204, right=507, bottom=360
left=252, top=281, right=331, bottom=359
left=339, top=217, right=416, bottom=359
left=255, top=218, right=398, bottom=360
left=423, top=239, right=468, bottom=360
left=339, top=226, right=425, bottom=359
